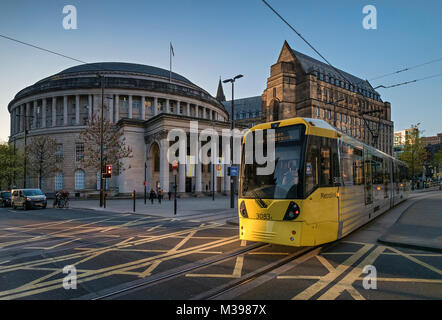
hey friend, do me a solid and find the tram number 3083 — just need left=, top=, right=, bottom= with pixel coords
left=257, top=213, right=271, bottom=220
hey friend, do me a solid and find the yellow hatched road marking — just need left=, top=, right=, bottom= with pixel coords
left=292, top=243, right=374, bottom=300
left=138, top=260, right=162, bottom=278
left=247, top=252, right=289, bottom=255
left=25, top=239, right=78, bottom=250
left=0, top=223, right=220, bottom=274
left=318, top=246, right=386, bottom=300
left=146, top=225, right=162, bottom=232
left=387, top=246, right=442, bottom=276
left=138, top=228, right=200, bottom=277
left=278, top=275, right=322, bottom=280
left=316, top=255, right=336, bottom=273
left=0, top=235, right=239, bottom=300
left=356, top=277, right=442, bottom=283
left=0, top=216, right=118, bottom=249
left=186, top=255, right=245, bottom=279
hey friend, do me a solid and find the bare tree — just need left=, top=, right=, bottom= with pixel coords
left=27, top=136, right=61, bottom=189
left=79, top=114, right=133, bottom=174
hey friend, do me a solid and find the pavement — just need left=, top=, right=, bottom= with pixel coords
left=378, top=190, right=442, bottom=252
left=69, top=194, right=238, bottom=219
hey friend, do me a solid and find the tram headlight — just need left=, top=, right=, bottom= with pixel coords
left=240, top=201, right=248, bottom=218
left=283, top=202, right=300, bottom=221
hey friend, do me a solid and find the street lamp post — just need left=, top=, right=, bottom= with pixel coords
left=211, top=119, right=215, bottom=201
left=223, top=74, right=243, bottom=209
left=99, top=74, right=105, bottom=207
left=15, top=113, right=32, bottom=189
left=144, top=162, right=147, bottom=204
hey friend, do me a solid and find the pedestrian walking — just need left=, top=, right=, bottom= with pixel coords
left=149, top=188, right=155, bottom=204
left=158, top=188, right=163, bottom=204
left=168, top=190, right=172, bottom=200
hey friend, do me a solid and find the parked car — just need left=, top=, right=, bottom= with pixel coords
left=11, top=189, right=47, bottom=210
left=0, top=191, right=11, bottom=207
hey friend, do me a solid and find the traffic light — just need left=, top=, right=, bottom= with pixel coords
left=103, top=165, right=112, bottom=178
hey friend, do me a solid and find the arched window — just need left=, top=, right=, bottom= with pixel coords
left=75, top=170, right=85, bottom=190
left=55, top=172, right=63, bottom=191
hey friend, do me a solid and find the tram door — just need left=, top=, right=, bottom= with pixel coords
left=363, top=149, right=373, bottom=205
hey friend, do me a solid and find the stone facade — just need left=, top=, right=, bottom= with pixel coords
left=261, top=41, right=394, bottom=155
left=8, top=63, right=232, bottom=197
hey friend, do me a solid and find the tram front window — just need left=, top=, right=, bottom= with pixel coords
left=240, top=124, right=306, bottom=199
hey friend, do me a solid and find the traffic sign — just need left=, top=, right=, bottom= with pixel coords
left=230, top=166, right=238, bottom=177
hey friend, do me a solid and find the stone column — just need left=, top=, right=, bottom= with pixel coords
left=160, top=138, right=170, bottom=193
left=114, top=95, right=119, bottom=122
left=179, top=163, right=186, bottom=193
left=108, top=96, right=114, bottom=123
left=33, top=100, right=38, bottom=129
left=195, top=105, right=199, bottom=118
left=176, top=101, right=180, bottom=115
left=26, top=103, right=30, bottom=130
left=20, top=104, right=25, bottom=132
left=166, top=99, right=170, bottom=113
left=128, top=95, right=133, bottom=119
left=153, top=97, right=158, bottom=116
left=63, top=96, right=68, bottom=126
left=10, top=109, right=13, bottom=136
left=41, top=98, right=47, bottom=128
left=75, top=95, right=80, bottom=125
left=224, top=164, right=231, bottom=192
left=13, top=108, right=16, bottom=134
left=88, top=95, right=92, bottom=119
left=11, top=108, right=15, bottom=135
left=186, top=103, right=190, bottom=116
left=195, top=140, right=202, bottom=192
left=52, top=97, right=57, bottom=127
left=141, top=96, right=146, bottom=120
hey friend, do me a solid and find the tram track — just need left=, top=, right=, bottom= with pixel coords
left=89, top=242, right=267, bottom=300
left=91, top=240, right=338, bottom=300
left=193, top=245, right=322, bottom=300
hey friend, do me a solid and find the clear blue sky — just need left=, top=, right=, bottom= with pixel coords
left=1, top=0, right=441, bottom=141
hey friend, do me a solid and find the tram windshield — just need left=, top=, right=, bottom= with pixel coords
left=240, top=124, right=306, bottom=199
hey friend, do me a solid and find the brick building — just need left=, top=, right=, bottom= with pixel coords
left=261, top=41, right=394, bottom=155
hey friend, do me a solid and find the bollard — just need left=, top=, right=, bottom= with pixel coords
left=104, top=192, right=106, bottom=209
left=133, top=190, right=136, bottom=212
left=174, top=175, right=177, bottom=215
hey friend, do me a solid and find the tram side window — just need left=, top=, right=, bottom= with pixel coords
left=394, top=163, right=400, bottom=192
left=383, top=160, right=390, bottom=198
left=320, top=147, right=331, bottom=186
left=372, top=156, right=384, bottom=185
left=341, top=143, right=354, bottom=186
left=353, top=147, right=364, bottom=185
left=305, top=140, right=320, bottom=195
left=399, top=165, right=408, bottom=184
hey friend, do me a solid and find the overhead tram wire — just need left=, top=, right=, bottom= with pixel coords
left=369, top=57, right=442, bottom=82
left=0, top=33, right=88, bottom=65
left=260, top=0, right=390, bottom=147
left=375, top=72, right=442, bottom=89
left=0, top=33, right=121, bottom=75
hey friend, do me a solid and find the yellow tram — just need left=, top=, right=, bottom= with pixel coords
left=238, top=117, right=409, bottom=247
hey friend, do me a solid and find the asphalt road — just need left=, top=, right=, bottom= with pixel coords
left=0, top=195, right=440, bottom=300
